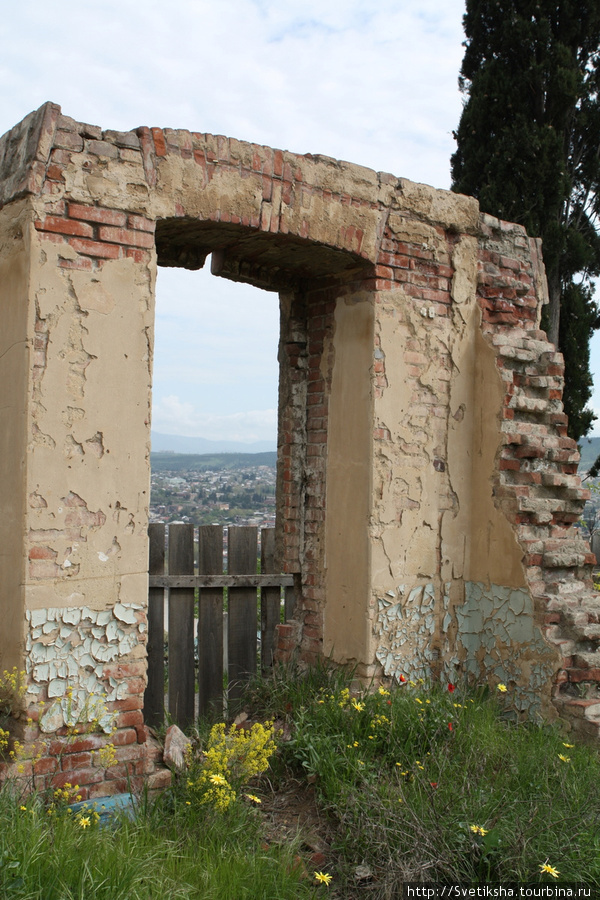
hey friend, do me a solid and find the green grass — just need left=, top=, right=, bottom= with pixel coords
left=4, top=664, right=600, bottom=898
left=245, top=663, right=600, bottom=894
left=0, top=786, right=313, bottom=899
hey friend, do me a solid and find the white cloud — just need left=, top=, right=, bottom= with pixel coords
left=0, top=0, right=465, bottom=187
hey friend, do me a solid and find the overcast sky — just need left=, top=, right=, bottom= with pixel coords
left=4, top=0, right=600, bottom=444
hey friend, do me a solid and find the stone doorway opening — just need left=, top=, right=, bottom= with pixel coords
left=153, top=217, right=373, bottom=598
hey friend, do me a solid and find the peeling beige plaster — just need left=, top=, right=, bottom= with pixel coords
left=372, top=288, right=449, bottom=587
left=443, top=235, right=526, bottom=590
left=63, top=159, right=150, bottom=214
left=324, top=294, right=374, bottom=664
left=0, top=199, right=33, bottom=671
left=0, top=106, right=585, bottom=740
left=370, top=230, right=532, bottom=686
left=23, top=223, right=156, bottom=612
left=469, top=331, right=527, bottom=588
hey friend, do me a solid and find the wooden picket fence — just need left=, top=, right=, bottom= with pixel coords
left=143, top=523, right=295, bottom=729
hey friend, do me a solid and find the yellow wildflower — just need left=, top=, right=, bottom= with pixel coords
left=209, top=773, right=228, bottom=786
left=314, top=871, right=332, bottom=885
left=497, top=684, right=507, bottom=693
left=539, top=862, right=560, bottom=879
left=78, top=816, right=91, bottom=829
left=558, top=754, right=570, bottom=763
left=469, top=824, right=488, bottom=836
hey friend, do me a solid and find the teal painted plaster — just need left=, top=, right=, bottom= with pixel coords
left=453, top=582, right=556, bottom=715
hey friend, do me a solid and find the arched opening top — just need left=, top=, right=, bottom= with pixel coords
left=155, top=218, right=372, bottom=291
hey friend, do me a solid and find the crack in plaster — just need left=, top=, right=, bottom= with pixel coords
left=25, top=604, right=145, bottom=733
left=0, top=340, right=28, bottom=363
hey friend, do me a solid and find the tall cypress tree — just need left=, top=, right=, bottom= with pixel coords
left=451, top=0, right=600, bottom=442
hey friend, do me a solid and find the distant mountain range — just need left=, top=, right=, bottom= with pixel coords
left=151, top=431, right=277, bottom=455
left=152, top=431, right=600, bottom=469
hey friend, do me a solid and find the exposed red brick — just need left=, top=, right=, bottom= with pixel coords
left=68, top=203, right=127, bottom=226
left=151, top=128, right=167, bottom=157
left=128, top=214, right=155, bottom=232
left=50, top=768, right=104, bottom=790
left=28, top=545, right=56, bottom=560
left=115, top=710, right=144, bottom=730
left=36, top=216, right=94, bottom=238
left=97, top=226, right=154, bottom=248
left=46, top=164, right=66, bottom=182
left=110, top=728, right=137, bottom=747
left=68, top=237, right=122, bottom=259
left=126, top=248, right=152, bottom=263
left=60, top=752, right=93, bottom=771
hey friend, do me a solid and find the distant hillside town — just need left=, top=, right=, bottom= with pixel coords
left=149, top=451, right=277, bottom=529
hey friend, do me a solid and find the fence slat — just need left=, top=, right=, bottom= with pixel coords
left=261, top=527, right=280, bottom=672
left=228, top=527, right=258, bottom=706
left=198, top=525, right=224, bottom=720
left=144, top=523, right=165, bottom=728
left=168, top=523, right=195, bottom=730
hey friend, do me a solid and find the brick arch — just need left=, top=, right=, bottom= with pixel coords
left=136, top=123, right=390, bottom=267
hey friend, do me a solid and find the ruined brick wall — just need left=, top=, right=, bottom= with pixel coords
left=477, top=216, right=600, bottom=737
left=0, top=100, right=599, bottom=795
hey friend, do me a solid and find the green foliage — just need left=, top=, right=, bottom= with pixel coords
left=560, top=280, right=600, bottom=438
left=0, top=668, right=26, bottom=718
left=0, top=780, right=313, bottom=899
left=245, top=667, right=600, bottom=895
left=451, top=0, right=600, bottom=441
left=6, top=668, right=600, bottom=897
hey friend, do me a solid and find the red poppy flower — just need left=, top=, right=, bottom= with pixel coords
left=430, top=782, right=438, bottom=789
left=448, top=722, right=453, bottom=731
left=398, top=674, right=406, bottom=683
left=448, top=683, right=456, bottom=693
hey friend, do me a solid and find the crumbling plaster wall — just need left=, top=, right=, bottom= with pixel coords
left=334, top=204, right=561, bottom=715
left=0, top=100, right=598, bottom=794
left=0, top=198, right=31, bottom=674
left=26, top=237, right=154, bottom=613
